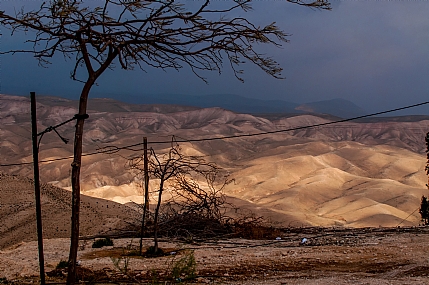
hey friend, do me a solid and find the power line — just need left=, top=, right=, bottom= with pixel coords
left=0, top=147, right=127, bottom=167
left=1, top=100, right=429, bottom=167
left=396, top=207, right=420, bottom=227
left=94, top=100, right=429, bottom=150
left=165, top=100, right=429, bottom=143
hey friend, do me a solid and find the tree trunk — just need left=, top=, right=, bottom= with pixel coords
left=65, top=46, right=117, bottom=284
left=139, top=137, right=149, bottom=255
left=66, top=80, right=92, bottom=285
left=153, top=179, right=164, bottom=254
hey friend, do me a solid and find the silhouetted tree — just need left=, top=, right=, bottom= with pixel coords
left=420, top=196, right=429, bottom=225
left=1, top=0, right=330, bottom=283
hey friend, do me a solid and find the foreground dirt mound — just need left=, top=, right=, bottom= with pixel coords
left=1, top=227, right=429, bottom=284
left=0, top=173, right=140, bottom=249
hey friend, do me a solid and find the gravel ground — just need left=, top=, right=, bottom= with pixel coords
left=1, top=227, right=429, bottom=284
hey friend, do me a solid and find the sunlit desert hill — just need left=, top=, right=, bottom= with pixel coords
left=1, top=94, right=428, bottom=229
left=0, top=172, right=140, bottom=250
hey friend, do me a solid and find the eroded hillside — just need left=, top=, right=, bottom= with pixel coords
left=1, top=94, right=428, bottom=228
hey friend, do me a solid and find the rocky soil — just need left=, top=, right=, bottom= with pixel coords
left=1, top=227, right=429, bottom=284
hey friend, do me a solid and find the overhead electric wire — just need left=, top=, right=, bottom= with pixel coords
left=87, top=100, right=429, bottom=150
left=1, top=100, right=428, bottom=167
left=153, top=100, right=429, bottom=144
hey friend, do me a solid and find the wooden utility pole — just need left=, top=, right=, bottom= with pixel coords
left=30, top=91, right=46, bottom=285
left=139, top=137, right=149, bottom=254
left=144, top=137, right=149, bottom=212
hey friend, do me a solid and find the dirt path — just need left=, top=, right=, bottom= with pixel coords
left=1, top=227, right=429, bottom=284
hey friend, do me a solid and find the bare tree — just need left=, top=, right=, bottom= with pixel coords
left=161, top=166, right=232, bottom=240
left=1, top=0, right=330, bottom=283
left=129, top=142, right=229, bottom=254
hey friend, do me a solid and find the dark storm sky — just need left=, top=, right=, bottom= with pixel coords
left=1, top=0, right=428, bottom=114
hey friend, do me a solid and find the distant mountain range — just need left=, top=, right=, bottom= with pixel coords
left=115, top=93, right=367, bottom=118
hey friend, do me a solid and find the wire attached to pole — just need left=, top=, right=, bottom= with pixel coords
left=36, top=114, right=88, bottom=149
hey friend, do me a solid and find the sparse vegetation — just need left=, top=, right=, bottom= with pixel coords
left=149, top=269, right=161, bottom=284
left=56, top=260, right=69, bottom=270
left=92, top=237, right=114, bottom=248
left=111, top=256, right=130, bottom=275
left=170, top=250, right=197, bottom=282
left=145, top=246, right=165, bottom=257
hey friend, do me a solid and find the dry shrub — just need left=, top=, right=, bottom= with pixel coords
left=159, top=213, right=232, bottom=240
left=232, top=222, right=282, bottom=240
left=126, top=207, right=281, bottom=241
left=128, top=143, right=283, bottom=242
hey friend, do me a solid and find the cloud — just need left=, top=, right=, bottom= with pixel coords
left=1, top=0, right=428, bottom=114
